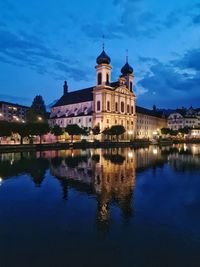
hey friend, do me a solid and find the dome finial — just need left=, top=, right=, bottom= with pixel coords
left=102, top=34, right=105, bottom=50
left=126, top=49, right=128, bottom=63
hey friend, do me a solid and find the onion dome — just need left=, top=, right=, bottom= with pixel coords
left=121, top=62, right=133, bottom=75
left=96, top=49, right=111, bottom=65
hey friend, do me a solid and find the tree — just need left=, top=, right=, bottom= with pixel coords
left=92, top=125, right=100, bottom=136
left=51, top=125, right=63, bottom=141
left=0, top=121, right=12, bottom=138
left=27, top=95, right=47, bottom=122
left=102, top=127, right=112, bottom=140
left=161, top=128, right=171, bottom=135
left=109, top=125, right=126, bottom=141
left=31, top=95, right=46, bottom=114
left=178, top=127, right=189, bottom=136
left=170, top=129, right=178, bottom=136
left=65, top=124, right=83, bottom=142
left=11, top=122, right=31, bottom=144
left=81, top=127, right=89, bottom=137
left=29, top=123, right=50, bottom=144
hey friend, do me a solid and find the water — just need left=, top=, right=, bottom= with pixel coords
left=0, top=144, right=200, bottom=267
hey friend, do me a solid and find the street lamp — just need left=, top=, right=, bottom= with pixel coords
left=38, top=116, right=42, bottom=121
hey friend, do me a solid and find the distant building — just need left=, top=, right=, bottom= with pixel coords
left=0, top=101, right=29, bottom=122
left=136, top=106, right=167, bottom=139
left=167, top=107, right=200, bottom=130
left=190, top=128, right=200, bottom=138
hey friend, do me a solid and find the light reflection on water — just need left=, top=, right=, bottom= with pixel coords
left=0, top=144, right=200, bottom=267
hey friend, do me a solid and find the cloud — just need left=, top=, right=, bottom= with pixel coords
left=173, top=48, right=200, bottom=71
left=0, top=94, right=31, bottom=105
left=54, top=62, right=89, bottom=81
left=136, top=49, right=200, bottom=108
left=0, top=28, right=89, bottom=82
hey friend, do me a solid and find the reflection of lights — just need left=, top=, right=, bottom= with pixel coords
left=0, top=177, right=2, bottom=185
left=128, top=152, right=133, bottom=158
left=153, top=148, right=158, bottom=155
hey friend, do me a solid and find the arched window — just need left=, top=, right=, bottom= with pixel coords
left=127, top=105, right=130, bottom=113
left=106, top=73, right=109, bottom=84
left=121, top=102, right=124, bottom=113
left=131, top=106, right=134, bottom=114
left=115, top=102, right=118, bottom=112
left=98, top=73, right=102, bottom=85
left=130, top=81, right=133, bottom=91
left=107, top=101, right=110, bottom=111
left=97, top=101, right=101, bottom=111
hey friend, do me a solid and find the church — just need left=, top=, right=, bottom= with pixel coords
left=49, top=47, right=137, bottom=140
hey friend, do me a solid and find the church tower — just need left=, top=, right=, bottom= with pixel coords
left=121, top=53, right=134, bottom=92
left=95, top=44, right=112, bottom=86
left=63, top=80, right=68, bottom=96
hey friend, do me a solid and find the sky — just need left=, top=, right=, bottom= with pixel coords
left=0, top=0, right=200, bottom=109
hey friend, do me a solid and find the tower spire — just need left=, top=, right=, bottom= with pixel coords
left=63, top=80, right=68, bottom=95
left=126, top=49, right=128, bottom=63
left=102, top=34, right=105, bottom=50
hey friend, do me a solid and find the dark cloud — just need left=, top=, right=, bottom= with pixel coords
left=54, top=62, right=89, bottom=81
left=137, top=49, right=200, bottom=108
left=193, top=14, right=200, bottom=24
left=173, top=49, right=200, bottom=71
left=0, top=28, right=89, bottom=81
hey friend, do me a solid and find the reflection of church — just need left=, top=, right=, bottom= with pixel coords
left=49, top=47, right=136, bottom=140
left=50, top=149, right=136, bottom=226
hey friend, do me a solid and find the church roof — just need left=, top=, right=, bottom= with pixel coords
left=121, top=62, right=133, bottom=75
left=53, top=86, right=94, bottom=107
left=53, top=82, right=120, bottom=107
left=136, top=106, right=165, bottom=118
left=96, top=49, right=111, bottom=65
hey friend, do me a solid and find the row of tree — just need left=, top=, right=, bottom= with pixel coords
left=161, top=127, right=190, bottom=136
left=0, top=121, right=127, bottom=144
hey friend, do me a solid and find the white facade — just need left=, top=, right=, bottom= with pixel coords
left=168, top=108, right=200, bottom=130
left=49, top=49, right=137, bottom=140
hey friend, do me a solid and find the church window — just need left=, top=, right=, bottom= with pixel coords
left=121, top=102, right=124, bottom=113
left=131, top=106, right=134, bottom=114
left=98, top=73, right=102, bottom=85
left=106, top=73, right=109, bottom=84
left=107, top=101, right=110, bottom=111
left=97, top=101, right=101, bottom=111
left=127, top=105, right=130, bottom=113
left=130, top=82, right=133, bottom=91
left=115, top=102, right=118, bottom=112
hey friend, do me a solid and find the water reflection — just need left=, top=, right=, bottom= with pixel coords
left=0, top=145, right=200, bottom=228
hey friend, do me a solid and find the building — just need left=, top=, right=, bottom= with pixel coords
left=0, top=101, right=29, bottom=122
left=136, top=106, right=167, bottom=139
left=49, top=48, right=167, bottom=140
left=50, top=48, right=136, bottom=140
left=167, top=107, right=200, bottom=130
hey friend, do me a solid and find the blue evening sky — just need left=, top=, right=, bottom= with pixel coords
left=0, top=0, right=200, bottom=108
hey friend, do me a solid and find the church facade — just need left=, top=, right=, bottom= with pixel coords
left=50, top=48, right=137, bottom=140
